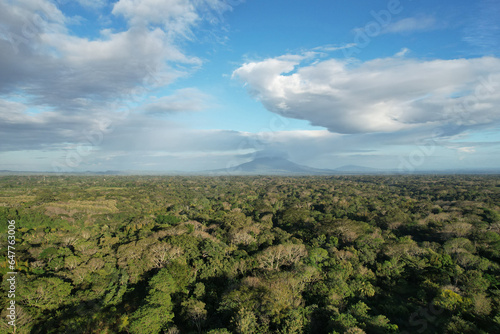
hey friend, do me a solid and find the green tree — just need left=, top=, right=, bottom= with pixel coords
left=233, top=307, right=258, bottom=334
left=19, top=276, right=72, bottom=311
left=182, top=299, right=207, bottom=333
left=128, top=269, right=177, bottom=334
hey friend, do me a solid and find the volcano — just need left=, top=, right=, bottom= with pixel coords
left=206, top=157, right=336, bottom=175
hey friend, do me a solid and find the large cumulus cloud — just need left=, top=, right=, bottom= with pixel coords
left=0, top=0, right=235, bottom=153
left=0, top=0, right=231, bottom=110
left=233, top=54, right=500, bottom=135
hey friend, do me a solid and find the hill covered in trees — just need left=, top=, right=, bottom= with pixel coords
left=1, top=175, right=500, bottom=333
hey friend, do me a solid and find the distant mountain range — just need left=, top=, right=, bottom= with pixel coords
left=205, top=157, right=383, bottom=175
left=1, top=158, right=500, bottom=175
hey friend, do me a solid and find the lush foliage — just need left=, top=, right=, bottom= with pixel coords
left=1, top=175, right=500, bottom=333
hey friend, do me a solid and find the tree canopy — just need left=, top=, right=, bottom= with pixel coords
left=1, top=174, right=500, bottom=333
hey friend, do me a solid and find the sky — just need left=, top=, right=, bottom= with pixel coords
left=0, top=0, right=499, bottom=172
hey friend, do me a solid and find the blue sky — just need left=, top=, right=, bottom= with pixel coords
left=0, top=0, right=499, bottom=172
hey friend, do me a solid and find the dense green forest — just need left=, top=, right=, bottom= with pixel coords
left=1, top=175, right=500, bottom=334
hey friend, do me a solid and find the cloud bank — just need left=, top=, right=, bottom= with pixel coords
left=0, top=0, right=236, bottom=165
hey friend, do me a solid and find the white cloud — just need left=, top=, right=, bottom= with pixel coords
left=0, top=98, right=115, bottom=151
left=112, top=0, right=234, bottom=39
left=0, top=0, right=67, bottom=47
left=313, top=43, right=358, bottom=52
left=0, top=3, right=191, bottom=110
left=395, top=47, right=410, bottom=57
left=112, top=0, right=200, bottom=38
left=383, top=15, right=437, bottom=34
left=233, top=54, right=500, bottom=135
left=0, top=0, right=236, bottom=150
left=0, top=0, right=213, bottom=111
